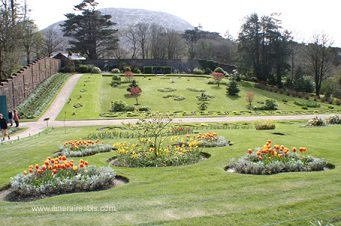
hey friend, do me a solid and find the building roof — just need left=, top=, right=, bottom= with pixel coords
left=52, top=52, right=86, bottom=61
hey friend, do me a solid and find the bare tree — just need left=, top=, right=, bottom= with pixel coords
left=123, top=26, right=139, bottom=59
left=164, top=30, right=186, bottom=59
left=43, top=29, right=64, bottom=57
left=305, top=33, right=333, bottom=96
left=135, top=23, right=149, bottom=59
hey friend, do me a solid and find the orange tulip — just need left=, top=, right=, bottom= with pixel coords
left=35, top=164, right=39, bottom=169
left=52, top=169, right=57, bottom=174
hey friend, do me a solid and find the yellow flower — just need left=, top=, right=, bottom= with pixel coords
left=73, top=166, right=78, bottom=171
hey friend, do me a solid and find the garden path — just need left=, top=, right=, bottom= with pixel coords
left=2, top=73, right=339, bottom=143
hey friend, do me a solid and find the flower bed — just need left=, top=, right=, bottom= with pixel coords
left=53, top=140, right=113, bottom=157
left=112, top=135, right=203, bottom=167
left=17, top=73, right=68, bottom=119
left=10, top=156, right=116, bottom=198
left=227, top=140, right=330, bottom=175
left=196, top=132, right=229, bottom=147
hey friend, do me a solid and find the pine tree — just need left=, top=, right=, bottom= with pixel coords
left=227, top=79, right=240, bottom=96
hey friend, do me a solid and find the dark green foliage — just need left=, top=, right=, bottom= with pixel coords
left=238, top=13, right=291, bottom=86
left=214, top=67, right=225, bottom=74
left=227, top=80, right=240, bottom=96
left=294, top=100, right=320, bottom=108
left=78, top=64, right=89, bottom=73
left=255, top=99, right=278, bottom=110
left=143, top=66, right=171, bottom=74
left=60, top=0, right=118, bottom=59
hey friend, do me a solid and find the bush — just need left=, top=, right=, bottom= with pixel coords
left=306, top=116, right=326, bottom=127
left=205, top=68, right=212, bottom=74
left=132, top=68, right=141, bottom=74
left=78, top=64, right=89, bottom=73
left=255, top=99, right=278, bottom=110
left=111, top=101, right=129, bottom=112
left=10, top=157, right=116, bottom=198
left=143, top=66, right=153, bottom=74
left=227, top=140, right=328, bottom=175
left=294, top=100, right=320, bottom=108
left=111, top=68, right=120, bottom=73
left=255, top=120, right=276, bottom=130
left=227, top=79, right=240, bottom=96
left=326, top=115, right=341, bottom=124
left=214, top=67, right=226, bottom=74
left=91, top=67, right=101, bottom=74
left=193, top=67, right=204, bottom=75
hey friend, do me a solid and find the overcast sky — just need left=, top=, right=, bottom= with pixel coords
left=26, top=0, right=341, bottom=47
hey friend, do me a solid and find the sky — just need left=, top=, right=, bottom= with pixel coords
left=26, top=0, right=341, bottom=47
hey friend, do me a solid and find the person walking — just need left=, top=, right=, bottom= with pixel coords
left=0, top=113, right=10, bottom=141
left=8, top=110, right=13, bottom=126
left=13, top=109, right=20, bottom=127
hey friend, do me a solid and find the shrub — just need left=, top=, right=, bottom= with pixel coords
left=10, top=157, right=116, bottom=198
left=193, top=67, right=204, bottom=75
left=78, top=64, right=89, bottom=73
left=205, top=68, right=212, bottom=74
left=157, top=87, right=177, bottom=92
left=111, top=68, right=120, bottom=73
left=255, top=99, right=278, bottom=110
left=111, top=101, right=134, bottom=112
left=255, top=120, right=276, bottom=130
left=132, top=68, right=141, bottom=74
left=227, top=140, right=328, bottom=175
left=214, top=67, right=226, bottom=74
left=90, top=67, right=101, bottom=74
left=326, top=115, right=341, bottom=124
left=227, top=79, right=240, bottom=96
left=294, top=100, right=320, bottom=108
left=143, top=66, right=153, bottom=74
left=307, top=116, right=326, bottom=127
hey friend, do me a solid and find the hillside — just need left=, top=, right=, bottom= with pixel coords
left=43, top=8, right=194, bottom=52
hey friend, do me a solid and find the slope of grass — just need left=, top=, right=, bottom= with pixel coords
left=56, top=74, right=102, bottom=120
left=57, top=74, right=341, bottom=120
left=0, top=122, right=340, bottom=225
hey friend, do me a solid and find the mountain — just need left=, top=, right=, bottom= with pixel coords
left=43, top=8, right=194, bottom=52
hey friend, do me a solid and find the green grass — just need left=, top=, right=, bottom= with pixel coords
left=57, top=74, right=341, bottom=120
left=0, top=122, right=340, bottom=225
left=56, top=75, right=102, bottom=120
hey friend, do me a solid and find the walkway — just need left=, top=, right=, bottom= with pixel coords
left=3, top=74, right=339, bottom=142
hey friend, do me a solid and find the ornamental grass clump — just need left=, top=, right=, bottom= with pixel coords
left=228, top=140, right=328, bottom=175
left=10, top=156, right=116, bottom=198
left=196, top=132, right=229, bottom=147
left=53, top=139, right=113, bottom=157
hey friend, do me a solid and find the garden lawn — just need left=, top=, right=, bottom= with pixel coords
left=56, top=74, right=102, bottom=120
left=0, top=121, right=340, bottom=225
left=57, top=74, right=341, bottom=120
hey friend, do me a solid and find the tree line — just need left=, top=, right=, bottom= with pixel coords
left=1, top=0, right=340, bottom=99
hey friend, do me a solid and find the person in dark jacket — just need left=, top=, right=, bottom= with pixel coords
left=8, top=110, right=13, bottom=126
left=0, top=113, right=10, bottom=141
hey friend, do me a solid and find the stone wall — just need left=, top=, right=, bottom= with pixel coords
left=0, top=57, right=61, bottom=110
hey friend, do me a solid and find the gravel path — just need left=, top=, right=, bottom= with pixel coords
left=2, top=73, right=339, bottom=143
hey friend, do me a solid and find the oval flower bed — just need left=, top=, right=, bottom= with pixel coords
left=196, top=132, right=229, bottom=147
left=227, top=140, right=332, bottom=175
left=10, top=156, right=116, bottom=199
left=112, top=135, right=205, bottom=167
left=53, top=139, right=113, bottom=157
